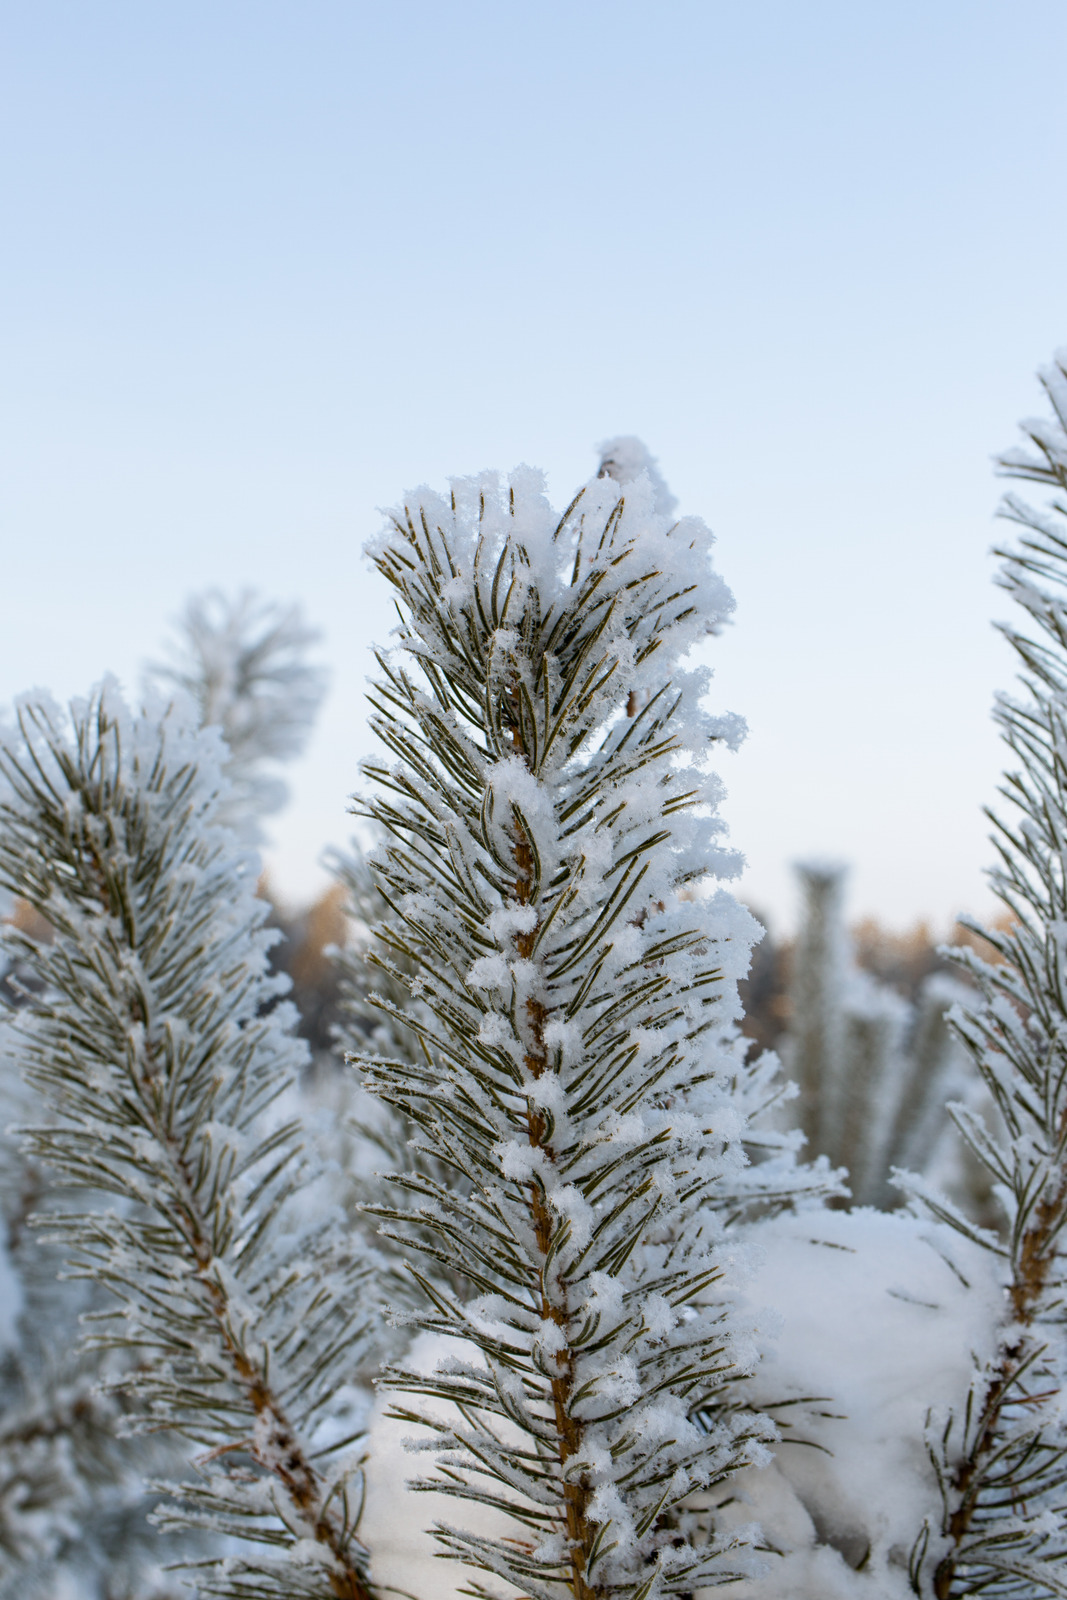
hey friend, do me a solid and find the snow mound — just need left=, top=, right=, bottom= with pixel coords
left=715, top=1207, right=1004, bottom=1596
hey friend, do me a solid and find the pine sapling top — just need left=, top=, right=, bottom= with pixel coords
left=355, top=460, right=780, bottom=1600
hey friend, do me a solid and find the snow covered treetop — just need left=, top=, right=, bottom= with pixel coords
left=366, top=457, right=739, bottom=767
left=145, top=589, right=327, bottom=841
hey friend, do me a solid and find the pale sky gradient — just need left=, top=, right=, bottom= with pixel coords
left=2, top=1, right=1066, bottom=937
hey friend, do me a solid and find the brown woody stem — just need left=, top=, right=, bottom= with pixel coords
left=82, top=845, right=374, bottom=1600
left=509, top=705, right=600, bottom=1600
left=933, top=1117, right=1067, bottom=1598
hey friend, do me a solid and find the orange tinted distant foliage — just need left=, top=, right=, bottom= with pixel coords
left=258, top=877, right=349, bottom=1055
left=288, top=883, right=348, bottom=992
left=10, top=899, right=53, bottom=943
left=850, top=916, right=946, bottom=995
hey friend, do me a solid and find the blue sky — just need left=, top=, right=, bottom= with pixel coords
left=2, top=0, right=1065, bottom=935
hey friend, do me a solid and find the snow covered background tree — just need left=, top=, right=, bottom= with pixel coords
left=144, top=589, right=328, bottom=844
left=783, top=860, right=978, bottom=1211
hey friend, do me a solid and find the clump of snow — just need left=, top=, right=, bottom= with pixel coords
left=597, top=436, right=679, bottom=519
left=710, top=1208, right=1004, bottom=1597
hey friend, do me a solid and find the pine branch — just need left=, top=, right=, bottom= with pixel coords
left=0, top=687, right=382, bottom=1600
left=907, top=351, right=1067, bottom=1598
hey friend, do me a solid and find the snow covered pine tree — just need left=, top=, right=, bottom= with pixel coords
left=0, top=686, right=384, bottom=1600
left=904, top=352, right=1067, bottom=1597
left=0, top=589, right=329, bottom=1600
left=349, top=444, right=827, bottom=1600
